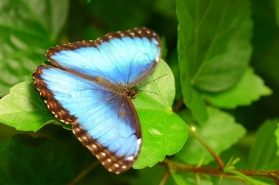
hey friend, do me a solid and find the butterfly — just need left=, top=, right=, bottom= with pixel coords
left=32, top=27, right=162, bottom=174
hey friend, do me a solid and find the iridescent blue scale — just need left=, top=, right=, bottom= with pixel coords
left=32, top=27, right=161, bottom=174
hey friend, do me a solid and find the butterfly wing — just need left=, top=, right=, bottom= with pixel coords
left=33, top=27, right=162, bottom=173
left=46, top=27, right=161, bottom=86
left=33, top=66, right=141, bottom=173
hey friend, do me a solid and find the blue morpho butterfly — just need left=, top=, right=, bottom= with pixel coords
left=32, top=27, right=162, bottom=174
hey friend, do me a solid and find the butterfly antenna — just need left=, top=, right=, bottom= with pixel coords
left=137, top=74, right=167, bottom=88
left=137, top=89, right=159, bottom=96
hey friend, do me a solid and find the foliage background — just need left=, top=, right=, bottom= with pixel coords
left=0, top=0, right=279, bottom=184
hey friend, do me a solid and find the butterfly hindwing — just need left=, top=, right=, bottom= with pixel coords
left=33, top=27, right=161, bottom=173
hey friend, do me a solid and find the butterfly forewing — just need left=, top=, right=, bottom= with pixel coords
left=46, top=27, right=161, bottom=86
left=33, top=27, right=161, bottom=173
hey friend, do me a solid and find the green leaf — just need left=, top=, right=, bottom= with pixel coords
left=175, top=107, right=246, bottom=165
left=133, top=60, right=188, bottom=169
left=0, top=0, right=69, bottom=96
left=176, top=0, right=209, bottom=122
left=0, top=134, right=71, bottom=184
left=177, top=0, right=253, bottom=92
left=248, top=119, right=279, bottom=170
left=168, top=49, right=182, bottom=100
left=136, top=59, right=175, bottom=108
left=181, top=77, right=208, bottom=123
left=203, top=67, right=272, bottom=109
left=0, top=76, right=55, bottom=131
left=176, top=0, right=253, bottom=122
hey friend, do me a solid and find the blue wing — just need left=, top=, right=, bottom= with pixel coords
left=46, top=27, right=161, bottom=86
left=33, top=66, right=141, bottom=173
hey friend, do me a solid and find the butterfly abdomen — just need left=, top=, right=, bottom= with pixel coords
left=95, top=77, right=131, bottom=97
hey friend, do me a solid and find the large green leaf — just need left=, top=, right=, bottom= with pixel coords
left=0, top=0, right=69, bottom=96
left=175, top=107, right=246, bottom=165
left=177, top=0, right=253, bottom=92
left=248, top=119, right=279, bottom=170
left=203, top=67, right=272, bottom=109
left=0, top=134, right=71, bottom=184
left=0, top=76, right=54, bottom=131
left=176, top=0, right=253, bottom=122
left=133, top=60, right=188, bottom=168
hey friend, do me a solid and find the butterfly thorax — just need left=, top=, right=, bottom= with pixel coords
left=127, top=89, right=138, bottom=99
left=95, top=76, right=138, bottom=99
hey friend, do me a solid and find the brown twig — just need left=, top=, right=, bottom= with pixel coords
left=159, top=170, right=170, bottom=185
left=162, top=159, right=279, bottom=179
left=173, top=97, right=184, bottom=112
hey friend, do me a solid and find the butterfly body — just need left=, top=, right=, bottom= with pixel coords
left=94, top=76, right=138, bottom=98
left=33, top=27, right=161, bottom=174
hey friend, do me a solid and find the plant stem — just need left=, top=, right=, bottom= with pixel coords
left=188, top=125, right=224, bottom=169
left=173, top=97, right=184, bottom=112
left=162, top=159, right=279, bottom=180
left=159, top=170, right=170, bottom=185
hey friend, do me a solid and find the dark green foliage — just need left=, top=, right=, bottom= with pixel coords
left=0, top=135, right=71, bottom=185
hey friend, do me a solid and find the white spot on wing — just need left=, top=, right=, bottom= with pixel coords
left=107, top=158, right=112, bottom=163
left=100, top=152, right=106, bottom=157
left=137, top=138, right=142, bottom=145
left=125, top=156, right=134, bottom=161
left=152, top=39, right=159, bottom=45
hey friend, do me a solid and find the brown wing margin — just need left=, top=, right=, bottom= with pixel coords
left=32, top=65, right=76, bottom=124
left=72, top=123, right=132, bottom=174
left=45, top=27, right=161, bottom=70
